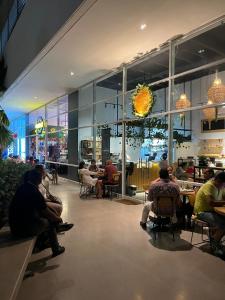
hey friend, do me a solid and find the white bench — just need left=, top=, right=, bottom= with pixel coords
left=0, top=227, right=36, bottom=300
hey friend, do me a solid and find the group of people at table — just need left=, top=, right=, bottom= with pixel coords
left=140, top=166, right=225, bottom=257
left=78, top=159, right=118, bottom=198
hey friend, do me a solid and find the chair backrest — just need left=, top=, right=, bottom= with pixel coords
left=153, top=195, right=176, bottom=217
left=112, top=172, right=120, bottom=183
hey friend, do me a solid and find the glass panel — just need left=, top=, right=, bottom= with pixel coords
left=58, top=131, right=68, bottom=163
left=59, top=113, right=68, bottom=130
left=47, top=116, right=58, bottom=132
left=171, top=108, right=225, bottom=183
left=172, top=66, right=225, bottom=110
left=78, top=84, right=93, bottom=127
left=47, top=132, right=59, bottom=162
left=78, top=106, right=93, bottom=127
left=95, top=95, right=122, bottom=125
left=125, top=116, right=168, bottom=201
left=127, top=50, right=169, bottom=91
left=96, top=72, right=122, bottom=102
left=175, top=23, right=225, bottom=75
left=58, top=95, right=68, bottom=114
left=28, top=107, right=45, bottom=134
left=78, top=127, right=93, bottom=163
left=46, top=100, right=58, bottom=118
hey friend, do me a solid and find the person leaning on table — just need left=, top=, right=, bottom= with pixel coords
left=194, top=171, right=225, bottom=256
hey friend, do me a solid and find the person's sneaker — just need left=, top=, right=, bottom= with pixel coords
left=140, top=222, right=147, bottom=230
left=52, top=246, right=65, bottom=257
left=56, top=223, right=74, bottom=233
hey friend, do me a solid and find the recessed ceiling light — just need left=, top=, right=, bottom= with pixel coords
left=198, top=49, right=205, bottom=54
left=140, top=24, right=147, bottom=30
left=70, top=71, right=74, bottom=76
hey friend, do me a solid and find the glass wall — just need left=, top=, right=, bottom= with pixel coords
left=9, top=114, right=27, bottom=160
left=17, top=17, right=225, bottom=199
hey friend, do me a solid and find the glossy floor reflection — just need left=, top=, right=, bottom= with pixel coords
left=17, top=179, right=225, bottom=300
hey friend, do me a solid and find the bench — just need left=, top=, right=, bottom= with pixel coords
left=0, top=227, right=36, bottom=300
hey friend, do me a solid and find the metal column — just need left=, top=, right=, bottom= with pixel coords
left=168, top=41, right=175, bottom=164
left=122, top=66, right=127, bottom=196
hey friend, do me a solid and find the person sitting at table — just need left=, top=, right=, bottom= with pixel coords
left=175, top=163, right=189, bottom=180
left=203, top=168, right=215, bottom=182
left=194, top=171, right=225, bottom=256
left=78, top=161, right=103, bottom=198
left=102, top=160, right=118, bottom=197
left=89, top=159, right=99, bottom=172
left=152, top=166, right=177, bottom=184
left=140, top=169, right=181, bottom=230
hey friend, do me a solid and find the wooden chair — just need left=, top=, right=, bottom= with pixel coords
left=149, top=195, right=177, bottom=240
left=104, top=172, right=121, bottom=200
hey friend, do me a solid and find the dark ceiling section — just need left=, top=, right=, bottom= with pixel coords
left=97, top=72, right=123, bottom=91
left=0, top=0, right=14, bottom=31
left=97, top=24, right=225, bottom=93
left=175, top=23, right=225, bottom=74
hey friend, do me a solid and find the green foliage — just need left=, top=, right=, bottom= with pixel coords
left=0, top=108, right=13, bottom=158
left=0, top=160, right=32, bottom=227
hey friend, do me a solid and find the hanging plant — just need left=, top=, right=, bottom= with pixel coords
left=132, top=84, right=154, bottom=117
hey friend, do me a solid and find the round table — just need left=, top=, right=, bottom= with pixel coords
left=214, top=207, right=225, bottom=217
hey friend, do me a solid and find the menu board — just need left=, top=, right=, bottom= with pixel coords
left=198, top=139, right=223, bottom=157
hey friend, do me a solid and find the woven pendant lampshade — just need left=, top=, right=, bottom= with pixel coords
left=208, top=78, right=225, bottom=104
left=175, top=94, right=191, bottom=110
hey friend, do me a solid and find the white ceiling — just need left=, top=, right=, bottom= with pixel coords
left=1, top=0, right=225, bottom=119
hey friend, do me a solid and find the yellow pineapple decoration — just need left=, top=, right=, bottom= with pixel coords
left=132, top=84, right=153, bottom=117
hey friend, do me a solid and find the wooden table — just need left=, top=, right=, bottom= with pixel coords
left=214, top=206, right=225, bottom=216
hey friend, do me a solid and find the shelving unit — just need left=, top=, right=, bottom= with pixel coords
left=80, top=140, right=102, bottom=161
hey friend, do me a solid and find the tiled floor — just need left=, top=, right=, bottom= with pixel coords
left=17, top=179, right=225, bottom=300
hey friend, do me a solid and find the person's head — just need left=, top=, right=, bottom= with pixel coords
left=159, top=169, right=170, bottom=180
left=8, top=153, right=13, bottom=158
left=203, top=168, right=215, bottom=180
left=106, top=160, right=112, bottom=166
left=79, top=161, right=85, bottom=169
left=213, top=171, right=225, bottom=189
left=35, top=164, right=45, bottom=177
left=91, top=159, right=96, bottom=165
left=25, top=170, right=42, bottom=186
left=167, top=166, right=173, bottom=175
left=29, top=156, right=34, bottom=162
left=162, top=153, right=167, bottom=160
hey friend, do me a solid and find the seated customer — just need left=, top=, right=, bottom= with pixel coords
left=203, top=168, right=215, bottom=182
left=140, top=169, right=181, bottom=230
left=89, top=159, right=99, bottom=172
left=35, top=164, right=62, bottom=217
left=175, top=163, right=189, bottom=180
left=9, top=170, right=65, bottom=257
left=194, top=171, right=225, bottom=255
left=102, top=160, right=118, bottom=197
left=79, top=161, right=103, bottom=198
